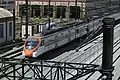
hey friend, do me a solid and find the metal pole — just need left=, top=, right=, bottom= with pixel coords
left=13, top=64, right=15, bottom=80
left=60, top=2, right=62, bottom=21
left=41, top=61, right=43, bottom=79
left=37, top=25, right=39, bottom=33
left=64, top=63, right=66, bottom=80
left=57, top=67, right=59, bottom=80
left=75, top=0, right=77, bottom=21
left=102, top=18, right=115, bottom=80
left=48, top=0, right=51, bottom=30
left=32, top=25, right=34, bottom=36
left=22, top=63, right=24, bottom=79
left=20, top=16, right=22, bottom=39
left=119, top=0, right=120, bottom=9
left=13, top=3, right=15, bottom=41
left=25, top=0, right=28, bottom=39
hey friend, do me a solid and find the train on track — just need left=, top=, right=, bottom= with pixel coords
left=22, top=13, right=120, bottom=57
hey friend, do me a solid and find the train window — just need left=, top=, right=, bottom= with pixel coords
left=40, top=40, right=44, bottom=46
left=25, top=37, right=39, bottom=50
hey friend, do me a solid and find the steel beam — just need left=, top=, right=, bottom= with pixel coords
left=0, top=58, right=99, bottom=80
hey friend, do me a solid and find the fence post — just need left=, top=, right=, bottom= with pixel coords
left=102, top=18, right=115, bottom=80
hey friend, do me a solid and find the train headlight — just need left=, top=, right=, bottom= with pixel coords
left=32, top=52, right=37, bottom=57
left=22, top=51, right=25, bottom=56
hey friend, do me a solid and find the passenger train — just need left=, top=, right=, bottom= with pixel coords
left=22, top=13, right=120, bottom=57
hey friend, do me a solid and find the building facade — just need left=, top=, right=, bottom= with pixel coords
left=15, top=0, right=120, bottom=20
left=0, top=0, right=14, bottom=12
left=0, top=8, right=13, bottom=43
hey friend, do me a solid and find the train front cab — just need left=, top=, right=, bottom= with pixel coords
left=23, top=36, right=41, bottom=57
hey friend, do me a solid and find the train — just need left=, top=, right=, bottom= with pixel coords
left=22, top=13, right=120, bottom=57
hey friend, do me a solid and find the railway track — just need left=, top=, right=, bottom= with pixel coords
left=0, top=18, right=120, bottom=79
left=0, top=33, right=120, bottom=80
left=42, top=23, right=120, bottom=79
left=0, top=25, right=103, bottom=80
left=0, top=45, right=23, bottom=59
left=0, top=41, right=24, bottom=53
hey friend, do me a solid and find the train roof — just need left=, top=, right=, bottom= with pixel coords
left=42, top=21, right=86, bottom=35
left=34, top=20, right=93, bottom=36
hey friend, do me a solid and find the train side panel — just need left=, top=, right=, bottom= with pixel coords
left=94, top=20, right=103, bottom=30
left=34, top=46, right=45, bottom=57
left=39, top=28, right=76, bottom=54
left=75, top=25, right=87, bottom=38
left=87, top=23, right=94, bottom=33
left=43, top=34, right=56, bottom=52
left=80, top=26, right=87, bottom=37
left=56, top=30, right=69, bottom=47
left=69, top=27, right=76, bottom=41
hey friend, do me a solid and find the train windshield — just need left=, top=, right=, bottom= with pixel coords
left=25, top=37, right=39, bottom=50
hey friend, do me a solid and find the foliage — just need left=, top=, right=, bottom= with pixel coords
left=29, top=17, right=54, bottom=23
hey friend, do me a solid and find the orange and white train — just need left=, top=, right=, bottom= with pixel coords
left=22, top=20, right=102, bottom=57
left=22, top=13, right=120, bottom=57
